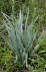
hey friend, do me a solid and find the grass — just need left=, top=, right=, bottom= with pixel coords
left=0, top=0, right=46, bottom=72
left=0, top=10, right=46, bottom=72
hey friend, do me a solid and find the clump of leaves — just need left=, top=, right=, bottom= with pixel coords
left=1, top=9, right=45, bottom=71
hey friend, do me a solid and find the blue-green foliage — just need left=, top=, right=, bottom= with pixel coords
left=1, top=10, right=46, bottom=72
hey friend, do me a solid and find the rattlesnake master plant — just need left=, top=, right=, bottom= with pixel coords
left=1, top=10, right=44, bottom=67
